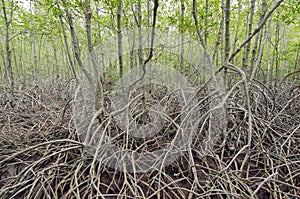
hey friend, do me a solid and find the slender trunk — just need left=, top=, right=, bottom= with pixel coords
left=18, top=38, right=24, bottom=84
left=84, top=0, right=99, bottom=80
left=144, top=0, right=159, bottom=65
left=200, top=0, right=209, bottom=80
left=292, top=45, right=300, bottom=85
left=137, top=0, right=144, bottom=66
left=250, top=0, right=267, bottom=81
left=61, top=0, right=94, bottom=87
left=147, top=0, right=151, bottom=26
left=51, top=37, right=60, bottom=80
left=38, top=34, right=44, bottom=76
left=231, top=3, right=245, bottom=66
left=11, top=41, right=18, bottom=81
left=56, top=1, right=77, bottom=79
left=0, top=37, right=6, bottom=82
left=266, top=17, right=273, bottom=84
left=93, top=0, right=103, bottom=71
left=204, top=0, right=208, bottom=44
left=224, top=0, right=230, bottom=61
left=291, top=45, right=299, bottom=112
left=250, top=0, right=266, bottom=75
left=31, top=32, right=38, bottom=80
left=213, top=0, right=224, bottom=67
left=274, top=17, right=280, bottom=87
left=84, top=0, right=104, bottom=112
left=192, top=0, right=217, bottom=85
left=129, top=0, right=159, bottom=89
left=222, top=0, right=230, bottom=160
left=117, top=0, right=124, bottom=78
left=242, top=0, right=256, bottom=73
left=1, top=0, right=14, bottom=102
left=250, top=24, right=268, bottom=81
left=179, top=0, right=185, bottom=74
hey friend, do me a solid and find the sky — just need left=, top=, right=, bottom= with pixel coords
left=18, top=0, right=33, bottom=11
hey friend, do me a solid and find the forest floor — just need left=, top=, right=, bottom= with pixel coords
left=0, top=80, right=299, bottom=199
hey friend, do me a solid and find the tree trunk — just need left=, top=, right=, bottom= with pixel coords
left=250, top=23, right=268, bottom=81
left=213, top=0, right=224, bottom=67
left=31, top=32, right=38, bottom=81
left=0, top=37, right=6, bottom=83
left=250, top=0, right=267, bottom=76
left=274, top=16, right=280, bottom=86
left=117, top=0, right=124, bottom=78
left=224, top=0, right=231, bottom=61
left=242, top=0, right=256, bottom=73
left=84, top=0, right=104, bottom=112
left=179, top=0, right=185, bottom=74
left=51, top=37, right=60, bottom=80
left=56, top=0, right=77, bottom=79
left=266, top=17, right=273, bottom=84
left=61, top=0, right=93, bottom=88
left=222, top=0, right=230, bottom=160
left=1, top=0, right=15, bottom=102
left=137, top=0, right=144, bottom=66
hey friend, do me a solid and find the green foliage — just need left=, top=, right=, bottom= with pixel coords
left=279, top=0, right=300, bottom=25
left=0, top=0, right=299, bottom=84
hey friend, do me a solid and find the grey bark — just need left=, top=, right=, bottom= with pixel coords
left=242, top=0, right=256, bottom=73
left=61, top=0, right=93, bottom=88
left=179, top=0, right=185, bottom=74
left=56, top=0, right=77, bottom=79
left=1, top=0, right=15, bottom=102
left=84, top=0, right=104, bottom=112
left=51, top=37, right=60, bottom=80
left=250, top=0, right=267, bottom=75
left=117, top=0, right=124, bottom=78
